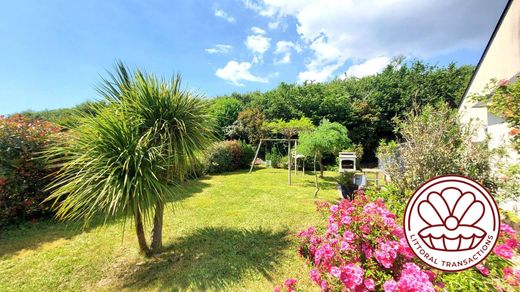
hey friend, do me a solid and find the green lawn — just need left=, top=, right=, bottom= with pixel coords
left=0, top=168, right=340, bottom=291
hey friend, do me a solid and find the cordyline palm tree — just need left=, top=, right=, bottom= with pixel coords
left=45, top=63, right=214, bottom=256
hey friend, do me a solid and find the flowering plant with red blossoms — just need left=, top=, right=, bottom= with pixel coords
left=0, top=114, right=62, bottom=227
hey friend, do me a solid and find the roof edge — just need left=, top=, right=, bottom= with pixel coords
left=458, top=0, right=514, bottom=109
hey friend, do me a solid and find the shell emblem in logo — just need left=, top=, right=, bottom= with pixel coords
left=404, top=175, right=500, bottom=271
left=418, top=188, right=485, bottom=251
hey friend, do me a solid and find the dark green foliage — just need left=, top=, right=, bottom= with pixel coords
left=209, top=97, right=244, bottom=139
left=23, top=59, right=473, bottom=164
left=232, top=60, right=473, bottom=161
left=186, top=157, right=209, bottom=179
left=225, top=108, right=267, bottom=145
left=0, top=114, right=62, bottom=227
left=207, top=140, right=255, bottom=174
left=337, top=172, right=355, bottom=187
left=239, top=142, right=255, bottom=168
left=265, top=147, right=282, bottom=168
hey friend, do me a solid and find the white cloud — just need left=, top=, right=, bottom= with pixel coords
left=245, top=27, right=271, bottom=63
left=268, top=21, right=280, bottom=30
left=216, top=61, right=268, bottom=86
left=205, top=44, right=233, bottom=54
left=275, top=41, right=300, bottom=54
left=214, top=9, right=235, bottom=23
left=343, top=57, right=391, bottom=78
left=273, top=41, right=301, bottom=65
left=298, top=62, right=343, bottom=83
left=274, top=54, right=291, bottom=65
left=244, top=0, right=508, bottom=82
left=251, top=26, right=266, bottom=35
left=242, top=0, right=277, bottom=17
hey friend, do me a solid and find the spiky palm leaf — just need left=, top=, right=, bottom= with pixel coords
left=45, top=63, right=214, bottom=230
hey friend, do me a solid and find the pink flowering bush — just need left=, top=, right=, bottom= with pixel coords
left=441, top=221, right=520, bottom=291
left=274, top=278, right=298, bottom=292
left=289, top=191, right=520, bottom=291
left=493, top=223, right=517, bottom=259
left=296, top=193, right=438, bottom=291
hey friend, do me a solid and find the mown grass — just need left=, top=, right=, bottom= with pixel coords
left=0, top=168, right=340, bottom=291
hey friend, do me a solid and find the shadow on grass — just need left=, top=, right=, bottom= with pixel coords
left=0, top=178, right=211, bottom=259
left=0, top=217, right=105, bottom=259
left=120, top=227, right=290, bottom=291
left=168, top=178, right=211, bottom=203
left=212, top=167, right=264, bottom=176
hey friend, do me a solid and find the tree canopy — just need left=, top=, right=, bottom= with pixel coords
left=25, top=59, right=474, bottom=162
left=299, top=119, right=352, bottom=177
left=209, top=97, right=244, bottom=139
left=209, top=59, right=473, bottom=160
left=264, top=117, right=315, bottom=138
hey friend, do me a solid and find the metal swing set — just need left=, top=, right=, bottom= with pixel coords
left=248, top=138, right=305, bottom=186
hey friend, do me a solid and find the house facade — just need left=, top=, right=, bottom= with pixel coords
left=458, top=0, right=519, bottom=165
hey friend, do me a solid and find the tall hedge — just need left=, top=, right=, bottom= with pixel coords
left=0, top=114, right=61, bottom=227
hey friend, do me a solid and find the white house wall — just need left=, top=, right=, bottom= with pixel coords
left=458, top=0, right=519, bottom=164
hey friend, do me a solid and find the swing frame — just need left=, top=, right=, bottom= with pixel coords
left=249, top=138, right=298, bottom=185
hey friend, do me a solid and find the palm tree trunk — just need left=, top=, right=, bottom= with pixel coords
left=150, top=201, right=164, bottom=253
left=135, top=209, right=151, bottom=256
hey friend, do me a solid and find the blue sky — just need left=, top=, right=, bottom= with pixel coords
left=0, top=0, right=509, bottom=114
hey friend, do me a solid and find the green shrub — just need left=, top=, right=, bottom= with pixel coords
left=279, top=155, right=289, bottom=169
left=365, top=184, right=408, bottom=218
left=20, top=101, right=104, bottom=129
left=207, top=140, right=254, bottom=174
left=186, top=156, right=209, bottom=179
left=337, top=172, right=355, bottom=186
left=0, top=114, right=62, bottom=227
left=496, top=163, right=520, bottom=202
left=265, top=148, right=282, bottom=168
left=378, top=103, right=496, bottom=195
left=239, top=142, right=255, bottom=168
left=473, top=79, right=520, bottom=151
left=209, top=97, right=243, bottom=139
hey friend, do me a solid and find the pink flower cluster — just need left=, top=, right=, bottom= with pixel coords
left=504, top=267, right=520, bottom=286
left=274, top=278, right=297, bottom=292
left=288, top=193, right=520, bottom=291
left=374, top=240, right=398, bottom=268
left=383, top=263, right=435, bottom=292
left=297, top=194, right=436, bottom=291
left=493, top=223, right=518, bottom=260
